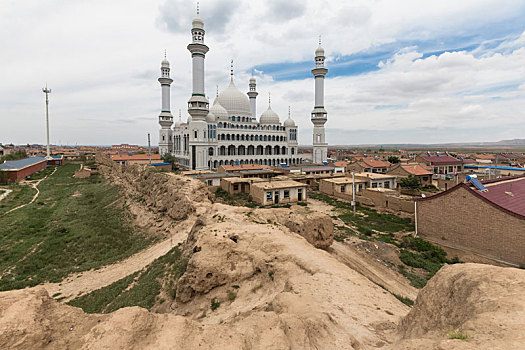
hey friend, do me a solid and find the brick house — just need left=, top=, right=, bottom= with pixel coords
left=0, top=157, right=48, bottom=182
left=110, top=153, right=162, bottom=166
left=387, top=163, right=433, bottom=187
left=250, top=180, right=307, bottom=206
left=415, top=175, right=525, bottom=266
left=415, top=152, right=463, bottom=175
left=346, top=158, right=390, bottom=174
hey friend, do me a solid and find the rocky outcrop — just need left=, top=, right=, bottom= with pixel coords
left=393, top=263, right=525, bottom=349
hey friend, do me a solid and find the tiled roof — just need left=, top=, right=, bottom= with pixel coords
left=360, top=159, right=390, bottom=168
left=475, top=154, right=495, bottom=160
left=0, top=156, right=47, bottom=171
left=400, top=164, right=432, bottom=176
left=474, top=177, right=525, bottom=217
left=332, top=161, right=349, bottom=167
left=419, top=153, right=462, bottom=165
left=111, top=154, right=161, bottom=161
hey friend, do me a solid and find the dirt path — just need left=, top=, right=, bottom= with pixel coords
left=5, top=167, right=57, bottom=214
left=43, top=217, right=196, bottom=302
left=0, top=189, right=13, bottom=202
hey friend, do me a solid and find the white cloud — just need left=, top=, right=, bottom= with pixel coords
left=0, top=0, right=524, bottom=145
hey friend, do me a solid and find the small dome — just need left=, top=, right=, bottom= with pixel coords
left=249, top=76, right=256, bottom=84
left=206, top=111, right=216, bottom=123
left=210, top=99, right=228, bottom=121
left=315, top=45, right=325, bottom=57
left=192, top=16, right=204, bottom=30
left=260, top=106, right=280, bottom=125
left=284, top=116, right=296, bottom=127
left=217, top=78, right=251, bottom=116
left=161, top=59, right=169, bottom=68
left=187, top=115, right=192, bottom=123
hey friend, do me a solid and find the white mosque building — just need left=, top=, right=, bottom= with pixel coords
left=158, top=10, right=328, bottom=171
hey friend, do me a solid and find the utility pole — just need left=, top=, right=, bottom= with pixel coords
left=352, top=171, right=356, bottom=216
left=147, top=133, right=152, bottom=165
left=42, top=85, right=52, bottom=160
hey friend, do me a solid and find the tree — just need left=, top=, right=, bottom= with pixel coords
left=388, top=156, right=400, bottom=164
left=399, top=175, right=420, bottom=189
left=162, top=153, right=177, bottom=170
left=0, top=150, right=27, bottom=163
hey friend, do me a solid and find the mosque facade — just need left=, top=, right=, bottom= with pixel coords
left=158, top=11, right=328, bottom=170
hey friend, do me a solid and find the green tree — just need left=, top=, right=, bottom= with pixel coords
left=399, top=175, right=420, bottom=189
left=388, top=156, right=400, bottom=164
left=0, top=150, right=27, bottom=163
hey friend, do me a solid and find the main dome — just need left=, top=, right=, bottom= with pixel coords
left=217, top=78, right=251, bottom=116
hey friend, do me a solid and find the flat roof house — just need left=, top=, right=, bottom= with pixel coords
left=319, top=177, right=368, bottom=199
left=250, top=180, right=307, bottom=206
left=415, top=175, right=525, bottom=266
left=354, top=172, right=397, bottom=190
left=0, top=156, right=48, bottom=182
left=110, top=154, right=162, bottom=166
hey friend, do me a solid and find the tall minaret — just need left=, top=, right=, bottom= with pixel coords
left=311, top=36, right=328, bottom=164
left=158, top=51, right=173, bottom=156
left=247, top=72, right=258, bottom=119
left=187, top=3, right=210, bottom=170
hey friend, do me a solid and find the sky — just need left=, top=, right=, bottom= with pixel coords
left=1, top=0, right=524, bottom=146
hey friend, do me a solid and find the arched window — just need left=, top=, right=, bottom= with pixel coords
left=208, top=147, right=214, bottom=156
left=264, top=135, right=267, bottom=141
left=218, top=122, right=222, bottom=128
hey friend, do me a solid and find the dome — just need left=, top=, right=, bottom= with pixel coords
left=249, top=76, right=256, bottom=84
left=217, top=78, right=251, bottom=116
left=284, top=116, right=296, bottom=127
left=260, top=106, right=280, bottom=124
left=161, top=59, right=169, bottom=68
left=210, top=99, right=228, bottom=120
left=315, top=45, right=325, bottom=57
left=187, top=115, right=192, bottom=123
left=206, top=111, right=216, bottom=123
left=192, top=16, right=204, bottom=30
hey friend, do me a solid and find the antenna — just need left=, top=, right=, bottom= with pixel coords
left=42, top=85, right=52, bottom=160
left=230, top=59, right=234, bottom=76
left=268, top=92, right=271, bottom=107
left=319, top=35, right=322, bottom=46
left=288, top=106, right=291, bottom=118
left=164, top=49, right=166, bottom=59
left=196, top=1, right=200, bottom=15
left=216, top=85, right=219, bottom=97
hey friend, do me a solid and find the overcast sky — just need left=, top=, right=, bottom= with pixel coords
left=1, top=0, right=524, bottom=146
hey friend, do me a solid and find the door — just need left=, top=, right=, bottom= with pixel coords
left=298, top=189, right=303, bottom=201
left=274, top=191, right=279, bottom=204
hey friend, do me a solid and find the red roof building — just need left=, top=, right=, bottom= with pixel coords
left=416, top=152, right=463, bottom=175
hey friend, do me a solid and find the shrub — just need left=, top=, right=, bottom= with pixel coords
left=210, top=298, right=220, bottom=311
left=448, top=330, right=468, bottom=340
left=227, top=290, right=236, bottom=301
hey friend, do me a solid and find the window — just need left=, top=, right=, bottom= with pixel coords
left=422, top=176, right=428, bottom=181
left=457, top=166, right=462, bottom=172
left=340, top=185, right=345, bottom=193
left=358, top=184, right=363, bottom=191
left=284, top=190, right=289, bottom=198
left=384, top=181, right=390, bottom=189
left=372, top=182, right=378, bottom=188
left=233, top=184, right=239, bottom=191
left=162, top=136, right=165, bottom=141
left=266, top=192, right=272, bottom=201
left=194, top=131, right=198, bottom=139
left=448, top=166, right=453, bottom=173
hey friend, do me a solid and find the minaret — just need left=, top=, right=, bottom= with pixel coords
left=42, top=85, right=52, bottom=160
left=247, top=71, right=258, bottom=119
left=158, top=51, right=173, bottom=156
left=311, top=36, right=328, bottom=164
left=186, top=3, right=210, bottom=170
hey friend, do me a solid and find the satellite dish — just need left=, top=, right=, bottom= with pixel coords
left=421, top=194, right=426, bottom=198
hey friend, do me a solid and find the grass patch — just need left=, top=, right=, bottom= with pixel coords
left=27, top=166, right=56, bottom=181
left=448, top=330, right=469, bottom=340
left=68, top=245, right=187, bottom=313
left=393, top=293, right=414, bottom=307
left=227, top=290, right=236, bottom=301
left=0, top=164, right=154, bottom=291
left=0, top=183, right=36, bottom=215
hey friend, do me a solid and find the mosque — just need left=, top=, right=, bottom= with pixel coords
left=158, top=10, right=328, bottom=170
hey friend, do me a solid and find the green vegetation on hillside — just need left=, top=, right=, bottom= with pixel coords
left=0, top=164, right=153, bottom=291
left=0, top=150, right=27, bottom=162
left=68, top=245, right=187, bottom=313
left=310, top=191, right=459, bottom=288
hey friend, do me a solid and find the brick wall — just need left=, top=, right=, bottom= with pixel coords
left=416, top=186, right=525, bottom=266
left=359, top=189, right=414, bottom=213
left=8, top=161, right=47, bottom=182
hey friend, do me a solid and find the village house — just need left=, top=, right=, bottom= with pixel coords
left=415, top=152, right=463, bottom=175
left=319, top=177, right=367, bottom=199
left=415, top=175, right=525, bottom=266
left=0, top=157, right=48, bottom=182
left=387, top=163, right=433, bottom=187
left=250, top=180, right=307, bottom=206
left=187, top=172, right=237, bottom=186
left=346, top=158, right=390, bottom=174
left=220, top=177, right=265, bottom=195
left=354, top=172, right=397, bottom=189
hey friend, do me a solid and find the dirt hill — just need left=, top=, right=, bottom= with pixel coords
left=1, top=156, right=524, bottom=349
